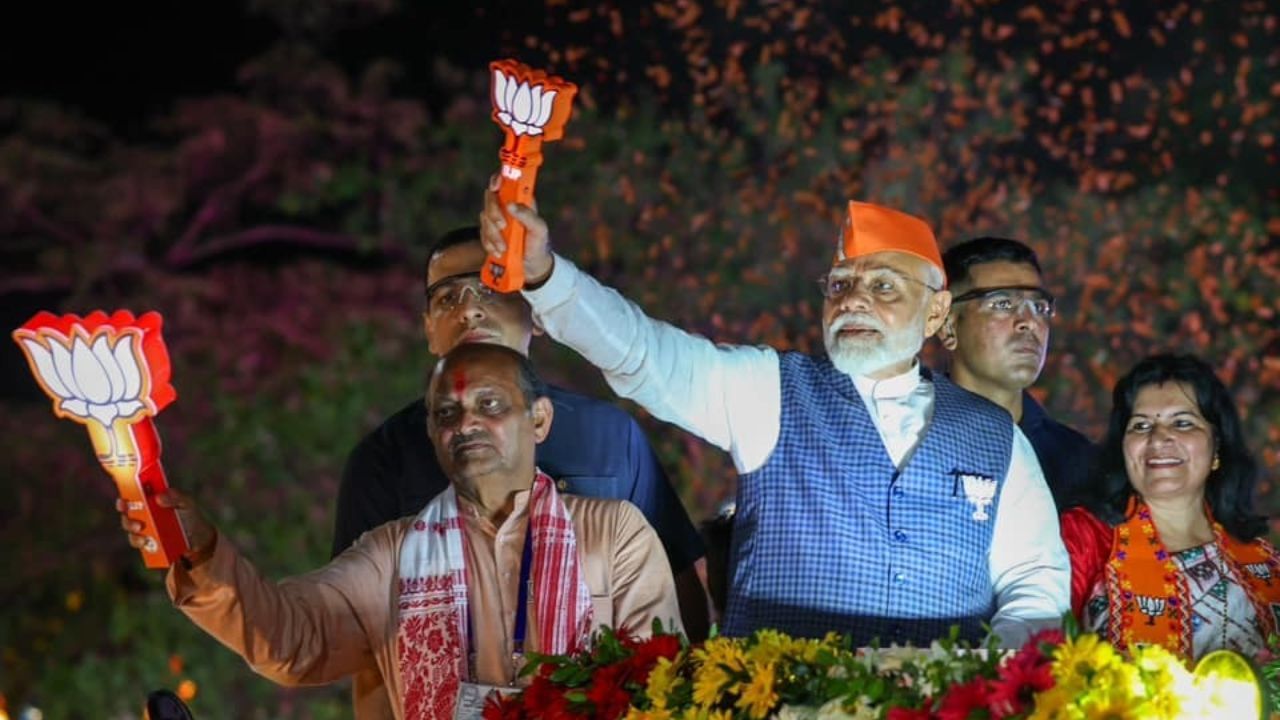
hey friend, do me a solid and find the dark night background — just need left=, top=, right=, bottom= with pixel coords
left=1, top=1, right=1277, bottom=717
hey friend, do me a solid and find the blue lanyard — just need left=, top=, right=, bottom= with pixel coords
left=467, top=523, right=534, bottom=682
left=512, top=524, right=534, bottom=654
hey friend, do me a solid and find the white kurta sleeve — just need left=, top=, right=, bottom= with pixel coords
left=524, top=254, right=783, bottom=473
left=987, top=427, right=1071, bottom=647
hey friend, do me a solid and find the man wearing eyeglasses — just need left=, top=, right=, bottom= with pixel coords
left=480, top=188, right=1069, bottom=649
left=938, top=237, right=1096, bottom=508
left=332, top=227, right=707, bottom=718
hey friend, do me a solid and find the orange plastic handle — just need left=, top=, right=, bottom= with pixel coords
left=486, top=138, right=544, bottom=291
left=96, top=417, right=189, bottom=568
left=484, top=60, right=577, bottom=292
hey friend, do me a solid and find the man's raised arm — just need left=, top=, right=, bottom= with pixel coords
left=479, top=178, right=780, bottom=474
left=122, top=491, right=389, bottom=687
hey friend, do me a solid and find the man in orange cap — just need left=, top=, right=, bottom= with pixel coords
left=479, top=182, right=1068, bottom=649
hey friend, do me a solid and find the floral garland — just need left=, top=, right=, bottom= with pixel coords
left=483, top=621, right=1269, bottom=720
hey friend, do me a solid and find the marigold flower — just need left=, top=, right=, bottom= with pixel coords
left=645, top=657, right=682, bottom=708
left=734, top=661, right=778, bottom=719
left=1050, top=633, right=1120, bottom=691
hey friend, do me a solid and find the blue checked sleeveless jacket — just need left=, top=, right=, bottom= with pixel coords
left=721, top=353, right=1013, bottom=645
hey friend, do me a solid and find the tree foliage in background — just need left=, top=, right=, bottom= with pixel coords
left=0, top=0, right=1276, bottom=716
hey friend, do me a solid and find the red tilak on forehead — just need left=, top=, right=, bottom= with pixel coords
left=451, top=368, right=468, bottom=395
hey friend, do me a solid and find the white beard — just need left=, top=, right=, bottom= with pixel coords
left=824, top=312, right=925, bottom=378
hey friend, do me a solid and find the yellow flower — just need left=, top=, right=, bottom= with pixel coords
left=735, top=661, right=779, bottom=719
left=692, top=638, right=748, bottom=706
left=1129, top=644, right=1195, bottom=718
left=1087, top=660, right=1143, bottom=705
left=692, top=663, right=730, bottom=708
left=1079, top=690, right=1154, bottom=720
left=646, top=657, right=682, bottom=709
left=798, top=634, right=839, bottom=664
left=626, top=710, right=672, bottom=720
left=677, top=710, right=733, bottom=720
left=1028, top=685, right=1087, bottom=720
left=748, top=629, right=795, bottom=666
left=1051, top=633, right=1121, bottom=692
left=696, top=637, right=749, bottom=672
left=1025, top=686, right=1060, bottom=719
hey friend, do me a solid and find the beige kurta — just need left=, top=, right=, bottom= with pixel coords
left=167, top=494, right=682, bottom=719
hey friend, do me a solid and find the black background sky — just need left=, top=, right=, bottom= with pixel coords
left=0, top=1, right=550, bottom=137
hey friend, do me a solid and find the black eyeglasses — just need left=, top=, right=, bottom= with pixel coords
left=950, top=285, right=1056, bottom=319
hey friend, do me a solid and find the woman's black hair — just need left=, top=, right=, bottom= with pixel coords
left=1080, top=353, right=1267, bottom=541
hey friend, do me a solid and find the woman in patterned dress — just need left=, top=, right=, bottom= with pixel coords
left=1060, top=353, right=1280, bottom=661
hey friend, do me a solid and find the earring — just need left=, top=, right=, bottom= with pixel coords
left=1212, top=454, right=1221, bottom=471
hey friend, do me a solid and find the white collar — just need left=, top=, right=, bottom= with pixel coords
left=851, top=360, right=923, bottom=401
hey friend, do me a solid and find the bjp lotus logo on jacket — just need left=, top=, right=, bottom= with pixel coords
left=954, top=472, right=998, bottom=522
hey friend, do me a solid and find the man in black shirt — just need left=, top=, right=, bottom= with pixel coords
left=938, top=236, right=1096, bottom=508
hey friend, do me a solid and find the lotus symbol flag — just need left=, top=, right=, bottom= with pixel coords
left=493, top=69, right=558, bottom=138
left=484, top=59, right=578, bottom=292
left=13, top=310, right=187, bottom=568
left=19, top=332, right=149, bottom=430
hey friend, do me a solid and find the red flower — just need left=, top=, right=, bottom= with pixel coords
left=521, top=675, right=561, bottom=713
left=586, top=663, right=634, bottom=719
left=523, top=691, right=582, bottom=720
left=987, top=646, right=1055, bottom=719
left=623, top=633, right=682, bottom=685
left=1024, top=628, right=1065, bottom=656
left=614, top=626, right=642, bottom=650
left=482, top=693, right=524, bottom=720
left=935, top=678, right=991, bottom=720
left=887, top=707, right=933, bottom=720
left=635, top=633, right=682, bottom=663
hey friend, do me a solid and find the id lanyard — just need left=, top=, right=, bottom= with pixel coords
left=467, top=524, right=534, bottom=685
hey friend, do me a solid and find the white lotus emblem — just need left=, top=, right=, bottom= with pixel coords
left=19, top=332, right=147, bottom=430
left=493, top=68, right=558, bottom=138
left=959, top=473, right=998, bottom=522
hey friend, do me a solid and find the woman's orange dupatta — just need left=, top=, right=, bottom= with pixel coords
left=1105, top=497, right=1280, bottom=660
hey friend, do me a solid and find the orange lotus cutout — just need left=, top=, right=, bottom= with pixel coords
left=485, top=59, right=578, bottom=292
left=13, top=310, right=188, bottom=568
